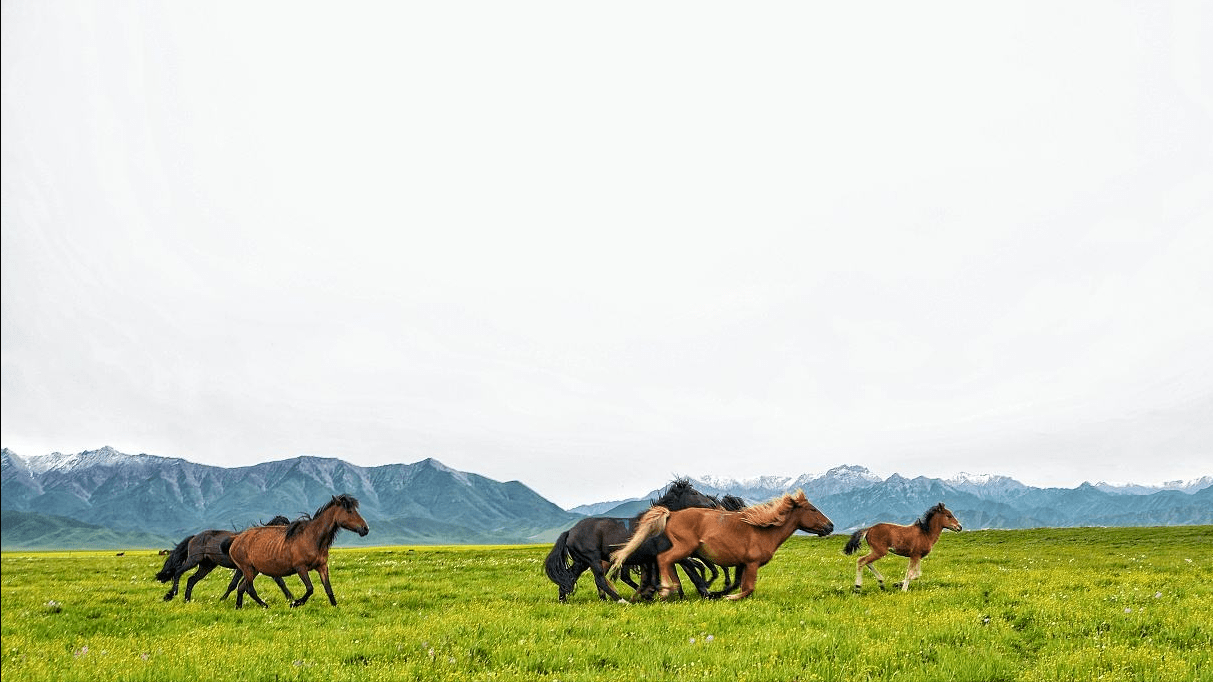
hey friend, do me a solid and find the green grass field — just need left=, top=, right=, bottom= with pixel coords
left=2, top=526, right=1211, bottom=681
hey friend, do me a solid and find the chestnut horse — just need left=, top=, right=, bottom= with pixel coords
left=228, top=494, right=369, bottom=608
left=156, top=516, right=293, bottom=602
left=609, top=490, right=834, bottom=600
left=844, top=502, right=962, bottom=592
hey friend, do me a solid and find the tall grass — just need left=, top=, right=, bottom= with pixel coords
left=2, top=527, right=1210, bottom=681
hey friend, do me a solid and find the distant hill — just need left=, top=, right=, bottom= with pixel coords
left=677, top=466, right=1213, bottom=532
left=1, top=447, right=580, bottom=549
left=0, top=510, right=174, bottom=550
left=2, top=447, right=1210, bottom=550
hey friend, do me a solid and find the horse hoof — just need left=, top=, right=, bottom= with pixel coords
left=617, top=599, right=629, bottom=605
left=852, top=585, right=862, bottom=593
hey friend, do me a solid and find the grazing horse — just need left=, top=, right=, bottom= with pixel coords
left=228, top=494, right=370, bottom=608
left=610, top=490, right=833, bottom=600
left=156, top=516, right=294, bottom=602
left=544, top=480, right=723, bottom=603
left=844, top=502, right=962, bottom=592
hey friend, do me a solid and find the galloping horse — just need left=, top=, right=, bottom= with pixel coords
left=156, top=516, right=294, bottom=602
left=544, top=480, right=725, bottom=602
left=609, top=490, right=833, bottom=600
left=844, top=502, right=962, bottom=592
left=228, top=494, right=370, bottom=608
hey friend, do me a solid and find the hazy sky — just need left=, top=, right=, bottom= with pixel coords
left=3, top=2, right=1211, bottom=508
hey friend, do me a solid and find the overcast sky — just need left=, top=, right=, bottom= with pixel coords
left=3, top=2, right=1211, bottom=508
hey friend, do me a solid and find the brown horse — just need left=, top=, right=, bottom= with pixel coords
left=609, top=490, right=834, bottom=600
left=844, top=502, right=962, bottom=592
left=228, top=494, right=370, bottom=608
left=156, top=516, right=294, bottom=602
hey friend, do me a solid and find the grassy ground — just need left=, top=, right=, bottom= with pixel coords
left=2, top=526, right=1210, bottom=681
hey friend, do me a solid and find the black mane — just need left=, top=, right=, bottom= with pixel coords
left=914, top=502, right=948, bottom=533
left=285, top=494, right=360, bottom=539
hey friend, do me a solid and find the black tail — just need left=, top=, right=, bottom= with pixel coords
left=843, top=529, right=866, bottom=555
left=543, top=531, right=579, bottom=595
left=156, top=535, right=193, bottom=582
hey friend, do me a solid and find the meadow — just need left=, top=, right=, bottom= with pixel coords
left=1, top=526, right=1210, bottom=682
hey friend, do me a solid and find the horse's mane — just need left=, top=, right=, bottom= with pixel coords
left=655, top=478, right=694, bottom=501
left=914, top=502, right=948, bottom=533
left=285, top=494, right=361, bottom=539
left=719, top=494, right=747, bottom=511
left=740, top=490, right=808, bottom=527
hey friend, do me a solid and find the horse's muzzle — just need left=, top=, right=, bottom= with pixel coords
left=357, top=526, right=370, bottom=537
left=818, top=522, right=835, bottom=536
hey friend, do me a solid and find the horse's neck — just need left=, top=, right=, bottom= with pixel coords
left=924, top=516, right=947, bottom=544
left=303, top=511, right=341, bottom=552
left=753, top=513, right=802, bottom=549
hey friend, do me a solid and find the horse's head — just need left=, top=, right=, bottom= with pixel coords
left=331, top=494, right=371, bottom=537
left=791, top=491, right=834, bottom=536
left=654, top=479, right=717, bottom=511
left=937, top=504, right=962, bottom=532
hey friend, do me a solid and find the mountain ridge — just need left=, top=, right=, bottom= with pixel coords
left=2, top=446, right=1210, bottom=550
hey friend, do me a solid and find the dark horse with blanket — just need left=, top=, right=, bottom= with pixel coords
left=156, top=516, right=294, bottom=602
left=544, top=480, right=737, bottom=602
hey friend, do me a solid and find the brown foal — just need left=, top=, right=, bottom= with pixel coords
left=844, top=502, right=962, bottom=592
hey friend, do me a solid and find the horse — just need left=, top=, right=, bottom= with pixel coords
left=544, top=479, right=724, bottom=603
left=843, top=502, right=962, bottom=592
left=609, top=490, right=833, bottom=600
left=156, top=516, right=294, bottom=602
left=228, top=494, right=370, bottom=608
left=640, top=493, right=750, bottom=599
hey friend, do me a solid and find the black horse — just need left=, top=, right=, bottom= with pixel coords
left=544, top=480, right=725, bottom=602
left=156, top=516, right=295, bottom=602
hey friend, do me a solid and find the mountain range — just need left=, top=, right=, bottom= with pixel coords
left=2, top=447, right=1210, bottom=550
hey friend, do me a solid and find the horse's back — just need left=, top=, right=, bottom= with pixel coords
left=229, top=526, right=286, bottom=566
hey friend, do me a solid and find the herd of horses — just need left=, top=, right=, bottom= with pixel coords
left=155, top=482, right=962, bottom=608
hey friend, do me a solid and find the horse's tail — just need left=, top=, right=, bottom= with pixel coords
left=607, top=506, right=670, bottom=578
left=543, top=531, right=579, bottom=595
left=843, top=529, right=867, bottom=555
left=155, top=535, right=193, bottom=582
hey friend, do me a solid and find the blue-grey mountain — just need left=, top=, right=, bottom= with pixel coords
left=2, top=448, right=1209, bottom=550
left=1, top=447, right=580, bottom=549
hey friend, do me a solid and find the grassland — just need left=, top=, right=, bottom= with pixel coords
left=2, top=526, right=1211, bottom=681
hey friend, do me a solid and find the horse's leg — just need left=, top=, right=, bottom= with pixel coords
left=618, top=564, right=641, bottom=592
left=220, top=569, right=242, bottom=600
left=588, top=560, right=625, bottom=603
left=709, top=565, right=743, bottom=599
left=656, top=555, right=683, bottom=600
left=235, top=568, right=267, bottom=608
left=272, top=576, right=295, bottom=602
left=183, top=562, right=216, bottom=602
left=679, top=559, right=713, bottom=598
left=318, top=564, right=338, bottom=606
left=241, top=572, right=270, bottom=608
left=855, top=546, right=888, bottom=592
left=900, top=557, right=922, bottom=591
left=164, top=571, right=182, bottom=601
left=164, top=553, right=200, bottom=599
left=291, top=569, right=316, bottom=607
left=724, top=562, right=759, bottom=600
